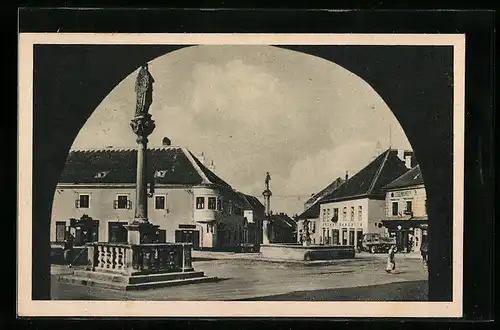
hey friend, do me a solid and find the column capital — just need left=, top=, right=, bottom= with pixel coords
left=130, top=114, right=156, bottom=138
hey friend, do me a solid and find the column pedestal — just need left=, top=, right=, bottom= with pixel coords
left=124, top=221, right=160, bottom=245
left=262, top=219, right=270, bottom=245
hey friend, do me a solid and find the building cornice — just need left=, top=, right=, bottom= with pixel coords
left=320, top=193, right=385, bottom=205
left=385, top=184, right=426, bottom=192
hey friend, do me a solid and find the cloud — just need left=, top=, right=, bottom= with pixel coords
left=71, top=45, right=412, bottom=215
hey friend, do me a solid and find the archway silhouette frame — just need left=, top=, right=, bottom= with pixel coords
left=31, top=44, right=455, bottom=301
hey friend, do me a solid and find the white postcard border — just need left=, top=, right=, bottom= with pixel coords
left=17, top=33, right=465, bottom=318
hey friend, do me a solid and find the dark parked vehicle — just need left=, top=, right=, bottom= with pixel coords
left=361, top=233, right=396, bottom=253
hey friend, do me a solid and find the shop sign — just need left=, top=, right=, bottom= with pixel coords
left=392, top=190, right=413, bottom=198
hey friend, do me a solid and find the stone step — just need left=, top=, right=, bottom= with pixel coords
left=58, top=274, right=219, bottom=291
left=73, top=270, right=206, bottom=285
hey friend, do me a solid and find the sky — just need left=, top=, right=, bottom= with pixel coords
left=72, top=45, right=412, bottom=215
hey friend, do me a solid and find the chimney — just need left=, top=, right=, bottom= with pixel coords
left=403, top=150, right=413, bottom=169
left=199, top=152, right=205, bottom=165
left=345, top=171, right=349, bottom=181
left=162, top=137, right=171, bottom=147
left=208, top=160, right=215, bottom=173
left=397, top=149, right=405, bottom=161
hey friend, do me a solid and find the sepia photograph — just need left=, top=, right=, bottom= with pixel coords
left=18, top=33, right=465, bottom=318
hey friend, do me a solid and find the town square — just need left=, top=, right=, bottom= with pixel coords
left=46, top=45, right=431, bottom=301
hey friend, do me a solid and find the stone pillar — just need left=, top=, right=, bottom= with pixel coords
left=134, top=134, right=148, bottom=222
left=262, top=219, right=270, bottom=245
left=124, top=64, right=157, bottom=244
left=262, top=188, right=272, bottom=245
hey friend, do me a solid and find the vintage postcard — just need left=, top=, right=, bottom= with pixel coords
left=18, top=33, right=465, bottom=318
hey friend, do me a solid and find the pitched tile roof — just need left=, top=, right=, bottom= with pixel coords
left=384, top=165, right=424, bottom=190
left=60, top=147, right=206, bottom=185
left=59, top=147, right=266, bottom=213
left=320, top=149, right=410, bottom=203
left=297, top=202, right=321, bottom=220
left=304, top=177, right=345, bottom=207
left=297, top=149, right=410, bottom=220
left=269, top=213, right=296, bottom=229
left=241, top=194, right=266, bottom=218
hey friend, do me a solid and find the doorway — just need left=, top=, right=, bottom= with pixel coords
left=395, top=230, right=409, bottom=252
left=108, top=222, right=128, bottom=243
left=175, top=229, right=200, bottom=249
left=332, top=229, right=339, bottom=245
left=348, top=229, right=355, bottom=246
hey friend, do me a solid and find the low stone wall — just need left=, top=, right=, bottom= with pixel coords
left=260, top=244, right=355, bottom=261
left=50, top=243, right=88, bottom=265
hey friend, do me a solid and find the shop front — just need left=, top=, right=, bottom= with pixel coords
left=381, top=217, right=428, bottom=253
left=69, top=214, right=99, bottom=246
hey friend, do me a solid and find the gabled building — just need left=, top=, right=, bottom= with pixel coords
left=296, top=176, right=346, bottom=245
left=381, top=165, right=427, bottom=253
left=267, top=212, right=297, bottom=244
left=303, top=176, right=346, bottom=211
left=51, top=141, right=263, bottom=251
left=297, top=149, right=414, bottom=249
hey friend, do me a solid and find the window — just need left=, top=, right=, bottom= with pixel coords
left=55, top=221, right=66, bottom=242
left=114, top=195, right=131, bottom=209
left=155, top=195, right=166, bottom=210
left=343, top=207, right=347, bottom=221
left=392, top=202, right=399, bottom=216
left=196, top=197, right=205, bottom=209
left=333, top=208, right=339, bottom=220
left=227, top=202, right=233, bottom=214
left=326, top=208, right=331, bottom=221
left=217, top=198, right=222, bottom=211
left=208, top=197, right=217, bottom=210
left=322, top=209, right=326, bottom=221
left=75, top=194, right=90, bottom=208
left=406, top=201, right=413, bottom=212
left=358, top=206, right=363, bottom=221
left=350, top=206, right=355, bottom=221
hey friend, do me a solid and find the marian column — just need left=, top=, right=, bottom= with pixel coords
left=125, top=63, right=159, bottom=244
left=262, top=172, right=272, bottom=245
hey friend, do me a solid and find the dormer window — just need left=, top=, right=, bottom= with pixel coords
left=154, top=170, right=167, bottom=178
left=94, top=171, right=110, bottom=179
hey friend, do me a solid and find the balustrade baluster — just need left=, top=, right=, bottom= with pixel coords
left=112, top=246, right=118, bottom=269
left=106, top=246, right=112, bottom=268
left=97, top=245, right=104, bottom=268
left=118, top=247, right=125, bottom=271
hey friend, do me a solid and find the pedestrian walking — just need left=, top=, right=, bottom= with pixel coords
left=420, top=241, right=428, bottom=268
left=63, top=233, right=75, bottom=268
left=385, top=245, right=396, bottom=273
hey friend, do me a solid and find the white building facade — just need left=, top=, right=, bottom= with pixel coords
left=298, top=149, right=414, bottom=249
left=381, top=165, right=427, bottom=252
left=51, top=146, right=263, bottom=251
left=318, top=197, right=386, bottom=248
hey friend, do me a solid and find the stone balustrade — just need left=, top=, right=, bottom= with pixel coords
left=85, top=242, right=193, bottom=275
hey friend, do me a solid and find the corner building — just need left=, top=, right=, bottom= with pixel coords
left=50, top=145, right=264, bottom=251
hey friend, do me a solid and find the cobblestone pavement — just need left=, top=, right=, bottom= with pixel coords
left=51, top=255, right=427, bottom=301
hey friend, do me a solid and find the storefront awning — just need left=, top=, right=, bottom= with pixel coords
left=381, top=218, right=428, bottom=229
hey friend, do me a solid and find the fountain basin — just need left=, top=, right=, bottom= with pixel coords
left=260, top=244, right=355, bottom=261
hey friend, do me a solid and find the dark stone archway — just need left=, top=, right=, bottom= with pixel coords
left=33, top=44, right=453, bottom=301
